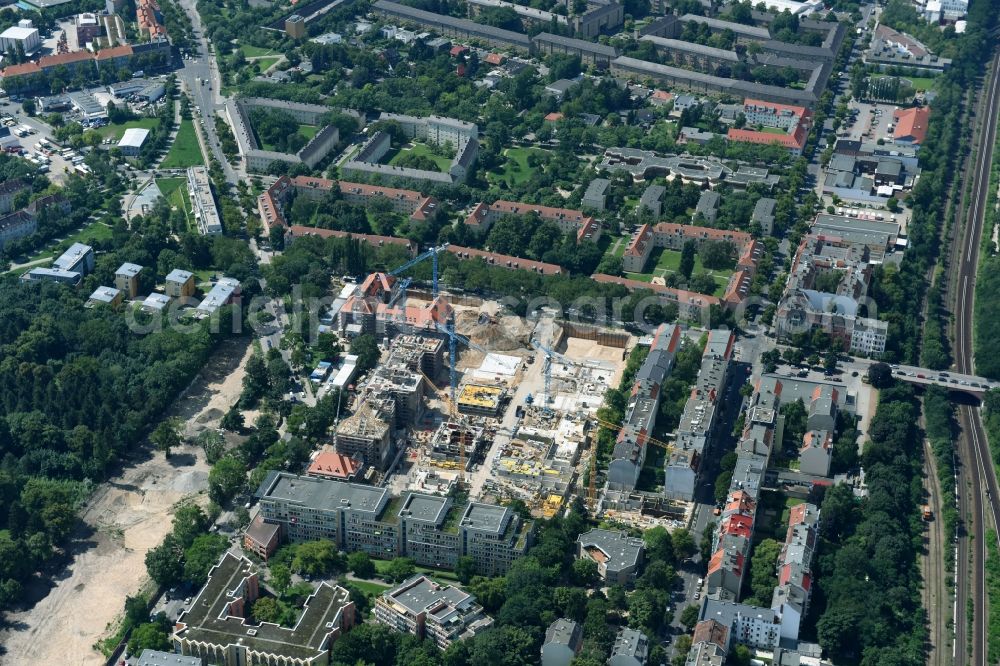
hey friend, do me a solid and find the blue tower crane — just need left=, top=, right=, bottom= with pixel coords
left=435, top=321, right=493, bottom=406
left=387, top=243, right=449, bottom=306
left=529, top=340, right=577, bottom=411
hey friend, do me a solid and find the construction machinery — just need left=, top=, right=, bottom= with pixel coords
left=387, top=243, right=449, bottom=306
left=529, top=340, right=579, bottom=413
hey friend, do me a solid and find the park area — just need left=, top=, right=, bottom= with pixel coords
left=387, top=141, right=452, bottom=172
left=156, top=177, right=196, bottom=229
left=160, top=120, right=203, bottom=169
left=620, top=246, right=731, bottom=297
left=487, top=146, right=549, bottom=187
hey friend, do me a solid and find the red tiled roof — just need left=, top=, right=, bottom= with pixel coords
left=484, top=52, right=505, bottom=65
left=447, top=245, right=564, bottom=275
left=450, top=45, right=468, bottom=56
left=307, top=449, right=362, bottom=479
left=727, top=125, right=808, bottom=151
left=590, top=273, right=722, bottom=307
left=286, top=225, right=417, bottom=253
left=544, top=112, right=564, bottom=122
left=893, top=106, right=930, bottom=144
left=95, top=44, right=133, bottom=60
left=0, top=62, right=41, bottom=77
left=38, top=50, right=94, bottom=68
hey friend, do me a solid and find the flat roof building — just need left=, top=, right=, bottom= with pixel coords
left=374, top=575, right=493, bottom=649
left=118, top=127, right=149, bottom=156
left=134, top=650, right=203, bottom=666
left=86, top=285, right=122, bottom=307
left=196, top=277, right=240, bottom=315
left=173, top=552, right=356, bottom=665
left=165, top=268, right=195, bottom=298
left=115, top=262, right=142, bottom=298
left=576, top=528, right=645, bottom=585
left=187, top=166, right=222, bottom=235
left=609, top=627, right=649, bottom=666
left=253, top=472, right=532, bottom=576
left=542, top=618, right=583, bottom=666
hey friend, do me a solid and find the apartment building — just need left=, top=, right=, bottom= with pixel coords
left=771, top=503, right=820, bottom=641
left=698, top=600, right=781, bottom=650
left=609, top=627, right=649, bottom=666
left=665, top=329, right=734, bottom=500
left=464, top=199, right=601, bottom=243
left=165, top=268, right=195, bottom=298
left=542, top=618, right=583, bottom=666
left=187, top=166, right=222, bottom=235
left=374, top=575, right=493, bottom=649
left=114, top=262, right=142, bottom=298
left=172, top=553, right=355, bottom=666
left=253, top=472, right=532, bottom=575
left=774, top=234, right=888, bottom=355
left=608, top=323, right=680, bottom=490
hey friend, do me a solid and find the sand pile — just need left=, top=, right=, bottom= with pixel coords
left=454, top=311, right=532, bottom=351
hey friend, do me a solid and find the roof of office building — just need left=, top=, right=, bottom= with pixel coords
left=257, top=471, right=390, bottom=515
left=460, top=502, right=510, bottom=534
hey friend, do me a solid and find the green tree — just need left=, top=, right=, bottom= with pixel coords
left=271, top=563, right=292, bottom=595
left=679, top=240, right=697, bottom=279
left=348, top=550, right=376, bottom=579
left=172, top=504, right=210, bottom=549
left=197, top=430, right=226, bottom=464
left=350, top=334, right=381, bottom=373
left=251, top=596, right=283, bottom=624
left=680, top=603, right=700, bottom=630
left=672, top=528, right=696, bottom=561
left=572, top=557, right=599, bottom=586
left=221, top=406, right=245, bottom=432
left=292, top=539, right=341, bottom=576
left=145, top=536, right=183, bottom=586
left=183, top=534, right=229, bottom=587
left=455, top=555, right=476, bottom=584
left=151, top=418, right=181, bottom=457
left=127, top=621, right=171, bottom=654
left=208, top=455, right=246, bottom=504
left=383, top=557, right=416, bottom=583
left=747, top=539, right=782, bottom=605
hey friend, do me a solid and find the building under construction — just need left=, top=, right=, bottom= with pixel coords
left=427, top=421, right=486, bottom=468
left=335, top=397, right=395, bottom=470
left=457, top=384, right=505, bottom=417
left=392, top=334, right=445, bottom=378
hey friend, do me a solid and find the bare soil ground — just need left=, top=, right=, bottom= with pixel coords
left=0, top=445, right=210, bottom=665
left=0, top=336, right=254, bottom=664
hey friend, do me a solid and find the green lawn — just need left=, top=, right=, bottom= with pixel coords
left=373, top=559, right=459, bottom=582
left=349, top=580, right=391, bottom=597
left=254, top=56, right=281, bottom=72
left=903, top=75, right=938, bottom=92
left=156, top=177, right=195, bottom=229
left=240, top=44, right=276, bottom=57
left=160, top=119, right=203, bottom=169
left=623, top=248, right=732, bottom=297
left=299, top=124, right=318, bottom=140
left=21, top=220, right=114, bottom=265
left=758, top=126, right=787, bottom=134
left=388, top=141, right=452, bottom=172
left=488, top=147, right=550, bottom=187
left=91, top=117, right=160, bottom=141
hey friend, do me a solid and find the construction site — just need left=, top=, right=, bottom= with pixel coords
left=330, top=266, right=637, bottom=520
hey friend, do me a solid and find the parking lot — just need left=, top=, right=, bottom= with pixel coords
left=841, top=100, right=904, bottom=144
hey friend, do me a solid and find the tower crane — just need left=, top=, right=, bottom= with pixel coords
left=582, top=417, right=675, bottom=511
left=431, top=321, right=493, bottom=484
left=529, top=340, right=578, bottom=412
left=386, top=243, right=449, bottom=306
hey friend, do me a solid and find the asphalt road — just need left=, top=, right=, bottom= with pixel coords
left=173, top=0, right=241, bottom=185
left=952, top=49, right=1000, bottom=666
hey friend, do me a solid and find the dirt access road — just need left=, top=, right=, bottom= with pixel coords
left=0, top=337, right=254, bottom=665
